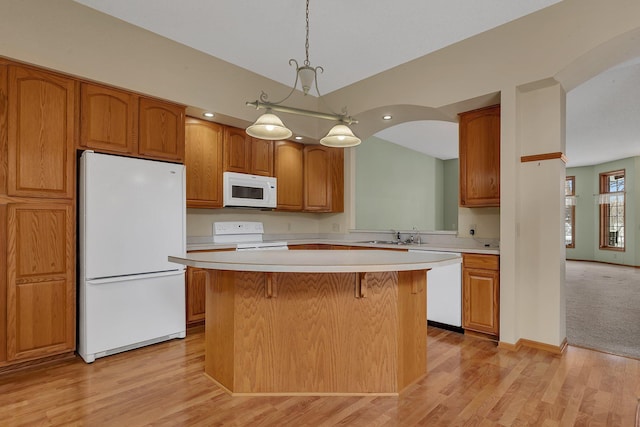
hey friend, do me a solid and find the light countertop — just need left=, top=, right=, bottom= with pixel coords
left=169, top=249, right=461, bottom=273
left=186, top=238, right=500, bottom=255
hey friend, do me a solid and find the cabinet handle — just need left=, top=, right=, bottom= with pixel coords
left=355, top=272, right=367, bottom=298
left=265, top=273, right=276, bottom=298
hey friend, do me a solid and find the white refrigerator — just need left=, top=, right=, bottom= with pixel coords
left=78, top=151, right=186, bottom=363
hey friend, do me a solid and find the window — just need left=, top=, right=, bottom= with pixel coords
left=565, top=176, right=575, bottom=248
left=599, top=170, right=625, bottom=250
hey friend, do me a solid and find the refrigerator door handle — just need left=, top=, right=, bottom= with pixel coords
left=87, top=269, right=185, bottom=285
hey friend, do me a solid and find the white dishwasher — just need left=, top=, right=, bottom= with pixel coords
left=409, top=250, right=462, bottom=328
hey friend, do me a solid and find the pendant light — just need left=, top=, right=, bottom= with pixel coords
left=320, top=124, right=361, bottom=148
left=245, top=0, right=360, bottom=147
left=246, top=112, right=292, bottom=140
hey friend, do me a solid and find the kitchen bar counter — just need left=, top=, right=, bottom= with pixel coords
left=169, top=249, right=460, bottom=273
left=168, top=250, right=450, bottom=396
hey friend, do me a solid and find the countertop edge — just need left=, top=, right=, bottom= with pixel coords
left=169, top=250, right=462, bottom=273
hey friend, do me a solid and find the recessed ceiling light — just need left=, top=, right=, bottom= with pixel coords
left=203, top=112, right=215, bottom=118
left=382, top=115, right=392, bottom=120
left=294, top=136, right=303, bottom=140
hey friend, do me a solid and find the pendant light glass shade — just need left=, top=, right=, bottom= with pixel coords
left=298, top=66, right=316, bottom=95
left=246, top=113, right=293, bottom=140
left=320, top=124, right=361, bottom=147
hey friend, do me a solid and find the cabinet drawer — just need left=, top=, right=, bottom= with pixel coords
left=463, top=254, right=499, bottom=270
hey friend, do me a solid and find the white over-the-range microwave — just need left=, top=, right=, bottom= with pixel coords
left=223, top=171, right=277, bottom=208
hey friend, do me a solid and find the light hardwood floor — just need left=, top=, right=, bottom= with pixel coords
left=1, top=326, right=638, bottom=426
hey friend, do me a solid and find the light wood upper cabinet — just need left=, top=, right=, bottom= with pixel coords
left=6, top=202, right=75, bottom=361
left=7, top=66, right=75, bottom=199
left=185, top=117, right=224, bottom=208
left=138, top=97, right=185, bottom=162
left=250, top=137, right=274, bottom=176
left=462, top=253, right=499, bottom=337
left=274, top=140, right=303, bottom=211
left=223, top=126, right=274, bottom=176
left=459, top=105, right=500, bottom=207
left=223, top=126, right=251, bottom=173
left=303, top=145, right=344, bottom=212
left=80, top=83, right=137, bottom=154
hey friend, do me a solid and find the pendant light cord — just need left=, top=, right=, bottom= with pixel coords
left=304, top=0, right=310, bottom=67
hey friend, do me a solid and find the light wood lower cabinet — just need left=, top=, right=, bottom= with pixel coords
left=206, top=269, right=426, bottom=394
left=462, top=254, right=499, bottom=337
left=186, top=267, right=208, bottom=325
left=5, top=202, right=75, bottom=362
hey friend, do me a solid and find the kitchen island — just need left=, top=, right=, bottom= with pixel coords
left=169, top=250, right=460, bottom=396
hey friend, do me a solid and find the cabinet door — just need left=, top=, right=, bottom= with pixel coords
left=274, top=140, right=303, bottom=211
left=223, top=126, right=251, bottom=173
left=7, top=66, right=75, bottom=199
left=80, top=82, right=137, bottom=154
left=304, top=145, right=329, bottom=211
left=6, top=202, right=75, bottom=361
left=462, top=267, right=499, bottom=336
left=138, top=97, right=185, bottom=162
left=303, top=145, right=344, bottom=212
left=185, top=118, right=224, bottom=208
left=186, top=267, right=208, bottom=324
left=250, top=138, right=274, bottom=176
left=459, top=105, right=500, bottom=207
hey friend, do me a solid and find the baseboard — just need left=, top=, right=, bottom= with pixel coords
left=567, top=258, right=640, bottom=269
left=427, top=320, right=464, bottom=334
left=498, top=337, right=568, bottom=355
left=0, top=351, right=76, bottom=376
left=464, top=329, right=498, bottom=342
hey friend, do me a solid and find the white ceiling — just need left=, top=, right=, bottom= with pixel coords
left=73, top=0, right=640, bottom=167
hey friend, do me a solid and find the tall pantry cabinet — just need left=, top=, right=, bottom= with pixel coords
left=0, top=62, right=76, bottom=364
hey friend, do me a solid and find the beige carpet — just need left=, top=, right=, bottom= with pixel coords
left=566, top=260, right=640, bottom=360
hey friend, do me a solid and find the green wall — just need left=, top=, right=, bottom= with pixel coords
left=566, top=156, right=638, bottom=266
left=355, top=136, right=458, bottom=231
left=443, top=159, right=459, bottom=230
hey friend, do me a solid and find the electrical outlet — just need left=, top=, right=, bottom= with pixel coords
left=469, top=224, right=476, bottom=236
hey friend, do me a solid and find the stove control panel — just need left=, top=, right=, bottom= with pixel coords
left=214, top=221, right=264, bottom=235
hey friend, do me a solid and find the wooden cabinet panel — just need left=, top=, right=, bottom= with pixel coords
left=138, top=97, right=185, bottom=162
left=303, top=145, right=344, bottom=212
left=223, top=126, right=251, bottom=173
left=223, top=127, right=274, bottom=176
left=250, top=138, right=274, bottom=176
left=185, top=118, right=224, bottom=208
left=6, top=202, right=75, bottom=361
left=80, top=82, right=136, bottom=153
left=7, top=66, right=75, bottom=199
left=459, top=105, right=500, bottom=207
left=274, top=140, right=303, bottom=211
left=462, top=254, right=499, bottom=337
left=0, top=204, right=7, bottom=363
left=0, top=62, right=8, bottom=195
left=186, top=267, right=207, bottom=324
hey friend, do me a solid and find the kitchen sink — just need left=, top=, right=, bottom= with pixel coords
left=357, top=240, right=408, bottom=245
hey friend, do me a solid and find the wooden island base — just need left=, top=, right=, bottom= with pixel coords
left=205, top=269, right=427, bottom=396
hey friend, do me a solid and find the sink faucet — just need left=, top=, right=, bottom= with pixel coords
left=409, top=226, right=421, bottom=244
